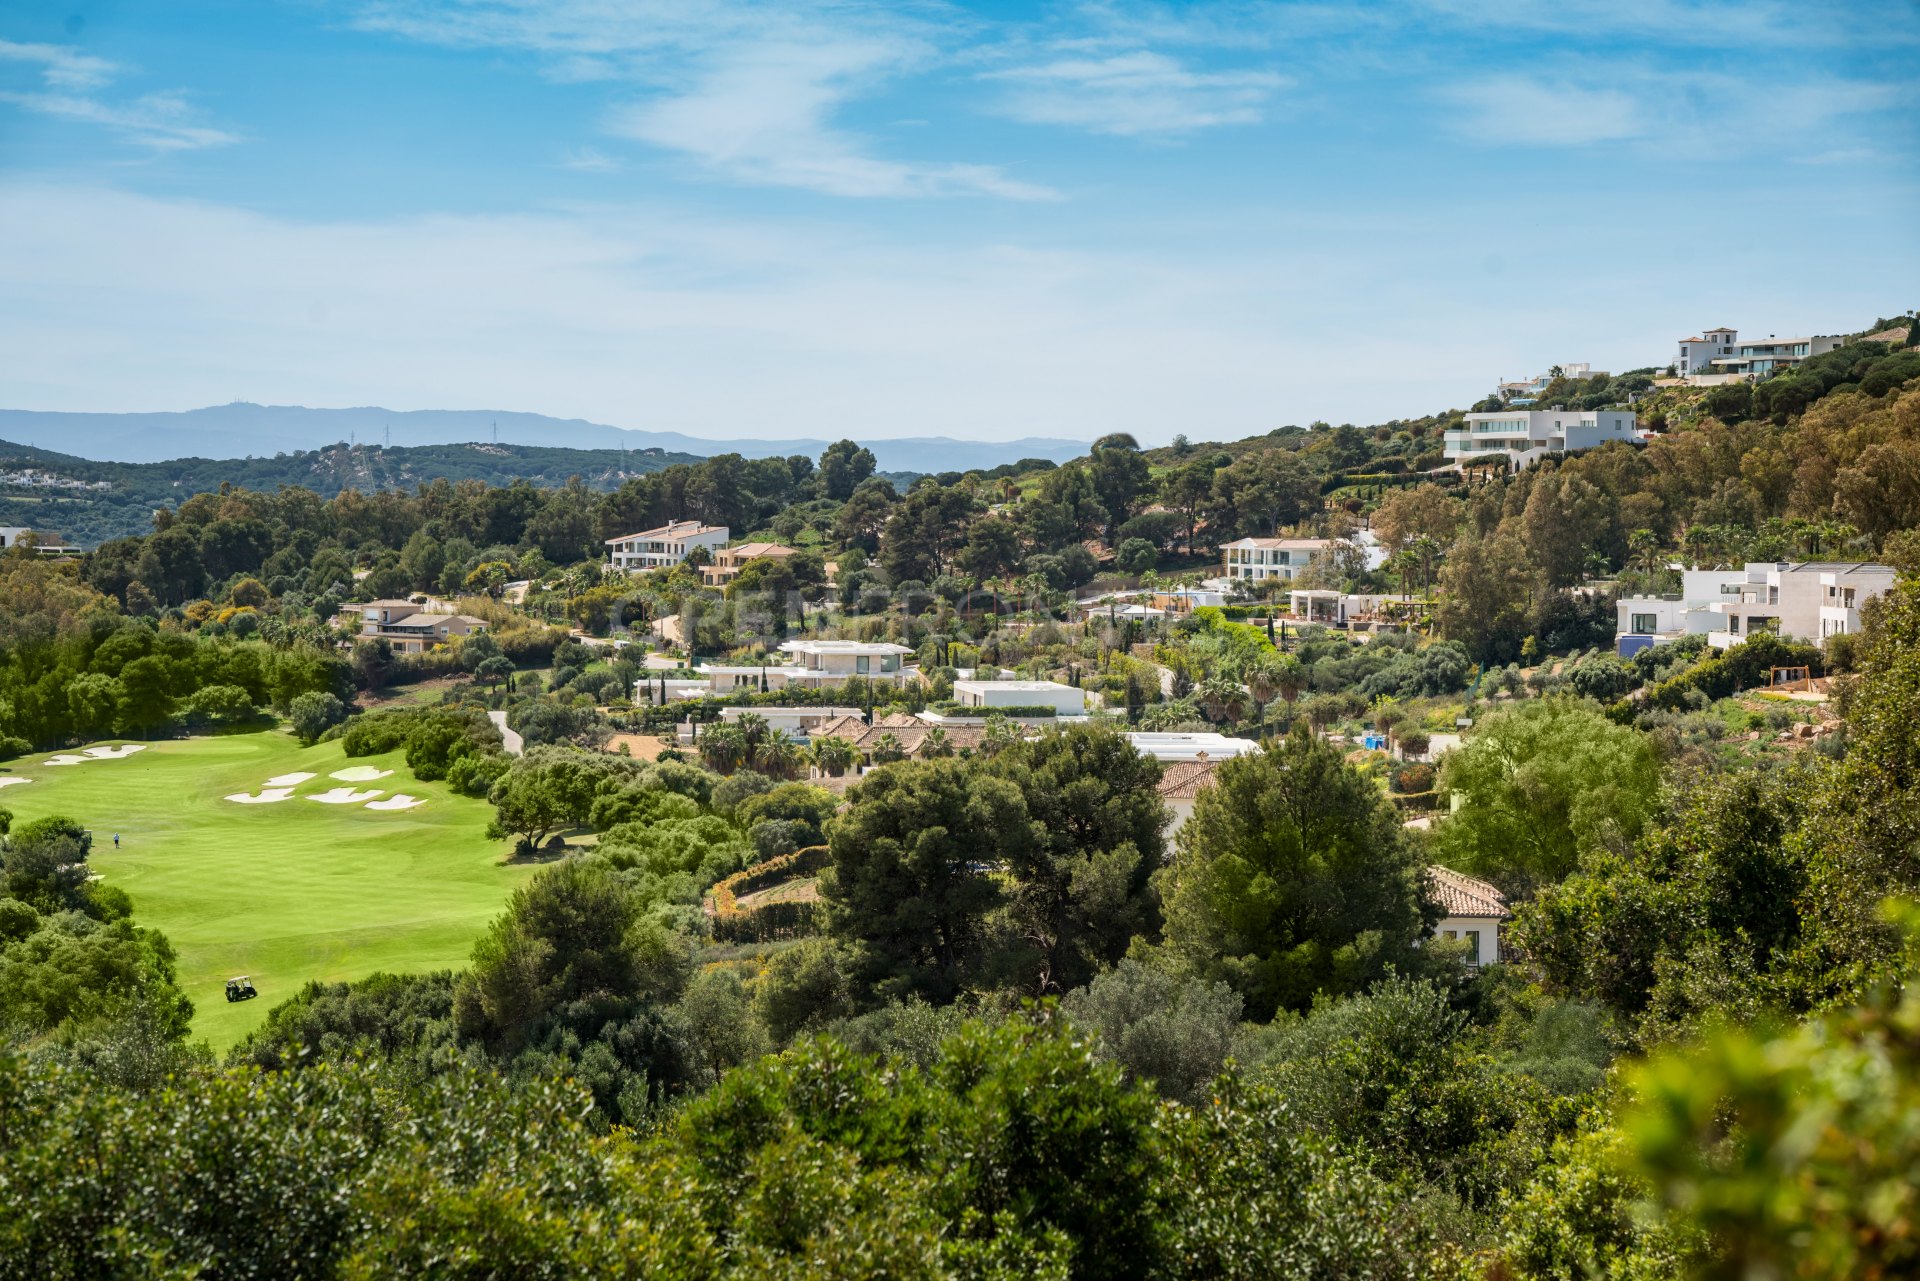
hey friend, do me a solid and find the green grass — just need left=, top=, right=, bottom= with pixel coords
left=0, top=730, right=534, bottom=1051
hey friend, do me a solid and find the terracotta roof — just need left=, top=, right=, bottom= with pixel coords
left=723, top=542, right=799, bottom=560
left=1427, top=866, right=1508, bottom=919
left=811, top=714, right=868, bottom=740
left=876, top=711, right=923, bottom=728
left=854, top=724, right=988, bottom=755
left=1157, top=758, right=1221, bottom=800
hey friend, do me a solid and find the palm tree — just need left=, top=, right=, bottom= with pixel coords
left=1272, top=653, right=1307, bottom=703
left=697, top=724, right=747, bottom=774
left=808, top=736, right=858, bottom=778
left=734, top=712, right=770, bottom=751
left=920, top=727, right=955, bottom=758
left=1195, top=676, right=1248, bottom=725
left=753, top=737, right=803, bottom=780
left=1242, top=654, right=1284, bottom=704
left=1628, top=528, right=1664, bottom=577
left=870, top=733, right=907, bottom=765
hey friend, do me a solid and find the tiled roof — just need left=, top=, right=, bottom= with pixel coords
left=1427, top=866, right=1507, bottom=919
left=811, top=714, right=868, bottom=740
left=854, top=724, right=988, bottom=755
left=876, top=711, right=923, bottom=728
left=1157, top=759, right=1221, bottom=800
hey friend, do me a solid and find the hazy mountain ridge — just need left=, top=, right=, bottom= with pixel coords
left=0, top=403, right=1092, bottom=473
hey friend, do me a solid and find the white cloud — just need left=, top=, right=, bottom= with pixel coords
left=986, top=51, right=1288, bottom=136
left=558, top=145, right=621, bottom=171
left=1442, top=69, right=1899, bottom=149
left=0, top=180, right=1508, bottom=442
left=0, top=90, right=238, bottom=151
left=0, top=38, right=118, bottom=90
left=0, top=37, right=234, bottom=150
left=1443, top=76, right=1644, bottom=145
left=608, top=35, right=1057, bottom=198
left=353, top=0, right=1049, bottom=199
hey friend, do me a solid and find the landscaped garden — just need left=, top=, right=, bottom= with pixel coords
left=0, top=729, right=532, bottom=1048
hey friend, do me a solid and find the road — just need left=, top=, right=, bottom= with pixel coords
left=487, top=710, right=524, bottom=756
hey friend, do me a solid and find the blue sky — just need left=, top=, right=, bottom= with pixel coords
left=0, top=0, right=1915, bottom=445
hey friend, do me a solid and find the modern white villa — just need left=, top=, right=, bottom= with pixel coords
left=1124, top=731, right=1262, bottom=762
left=605, top=521, right=730, bottom=573
left=1615, top=561, right=1895, bottom=657
left=950, top=679, right=1086, bottom=716
left=1220, top=537, right=1331, bottom=584
left=1671, top=326, right=1842, bottom=383
left=633, top=640, right=918, bottom=704
left=1443, top=409, right=1640, bottom=471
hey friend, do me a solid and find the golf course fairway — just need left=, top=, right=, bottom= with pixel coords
left=0, top=730, right=534, bottom=1050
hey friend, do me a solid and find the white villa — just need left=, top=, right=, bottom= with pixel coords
left=1615, top=561, right=1895, bottom=657
left=951, top=679, right=1086, bottom=716
left=1124, top=731, right=1261, bottom=762
left=1444, top=409, right=1640, bottom=472
left=340, top=599, right=489, bottom=654
left=1428, top=867, right=1508, bottom=969
left=778, top=639, right=916, bottom=682
left=1672, top=326, right=1842, bottom=383
left=1221, top=537, right=1331, bottom=585
left=606, top=521, right=730, bottom=573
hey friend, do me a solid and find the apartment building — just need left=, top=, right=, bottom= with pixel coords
left=1615, top=561, right=1895, bottom=656
left=605, top=521, right=729, bottom=573
left=1443, top=409, right=1639, bottom=472
left=1220, top=537, right=1331, bottom=584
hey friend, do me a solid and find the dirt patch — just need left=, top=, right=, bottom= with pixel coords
left=734, top=877, right=822, bottom=911
left=604, top=733, right=673, bottom=762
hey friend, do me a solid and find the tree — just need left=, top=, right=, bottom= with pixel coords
left=1434, top=531, right=1534, bottom=665
left=824, top=759, right=1036, bottom=1003
left=288, top=691, right=346, bottom=745
left=808, top=735, right=858, bottom=778
left=1435, top=696, right=1660, bottom=898
left=1157, top=727, right=1433, bottom=1020
left=818, top=439, right=877, bottom=501
left=472, top=654, right=515, bottom=691
left=1088, top=434, right=1153, bottom=541
left=183, top=683, right=257, bottom=727
left=455, top=858, right=688, bottom=1054
left=988, top=726, right=1168, bottom=993
left=1061, top=959, right=1242, bottom=1104
left=1370, top=484, right=1461, bottom=553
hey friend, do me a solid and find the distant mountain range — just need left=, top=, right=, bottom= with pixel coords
left=0, top=403, right=1092, bottom=474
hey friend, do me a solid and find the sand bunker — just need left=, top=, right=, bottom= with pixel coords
left=0, top=777, right=30, bottom=789
left=226, top=788, right=296, bottom=804
left=308, top=787, right=384, bottom=804
left=330, top=766, right=393, bottom=782
left=364, top=794, right=425, bottom=811
left=46, top=744, right=148, bottom=766
left=266, top=772, right=316, bottom=787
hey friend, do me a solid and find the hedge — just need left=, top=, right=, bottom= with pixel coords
left=708, top=845, right=829, bottom=943
left=1623, top=633, right=1824, bottom=718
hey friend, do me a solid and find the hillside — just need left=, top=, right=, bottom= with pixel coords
left=0, top=438, right=704, bottom=547
left=0, top=402, right=1093, bottom=473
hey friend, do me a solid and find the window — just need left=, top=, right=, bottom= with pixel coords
left=1465, top=930, right=1483, bottom=963
left=1632, top=612, right=1659, bottom=634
